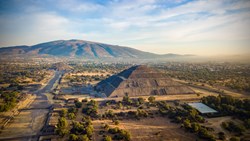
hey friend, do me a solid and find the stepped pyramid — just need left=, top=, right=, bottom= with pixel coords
left=95, top=65, right=194, bottom=97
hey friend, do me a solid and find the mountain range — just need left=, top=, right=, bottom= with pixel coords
left=0, top=39, right=190, bottom=59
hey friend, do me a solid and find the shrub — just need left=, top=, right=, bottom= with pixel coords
left=218, top=132, right=226, bottom=140
left=108, top=127, right=119, bottom=134
left=148, top=96, right=155, bottom=103
left=69, top=134, right=78, bottom=141
left=114, top=120, right=119, bottom=125
left=61, top=109, right=67, bottom=117
left=81, top=135, right=90, bottom=141
left=68, top=113, right=76, bottom=120
left=230, top=137, right=240, bottom=141
left=75, top=101, right=83, bottom=108
left=103, top=135, right=112, bottom=141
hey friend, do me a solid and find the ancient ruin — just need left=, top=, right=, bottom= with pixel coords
left=95, top=65, right=194, bottom=97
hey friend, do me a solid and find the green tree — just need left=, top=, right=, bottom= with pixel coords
left=103, top=135, right=112, bottom=141
left=69, top=134, right=78, bottom=141
left=230, top=137, right=240, bottom=141
left=123, top=95, right=132, bottom=105
left=68, top=113, right=76, bottom=120
left=148, top=96, right=155, bottom=103
left=72, top=121, right=85, bottom=134
left=114, top=120, right=119, bottom=125
left=75, top=101, right=83, bottom=108
left=68, top=107, right=77, bottom=113
left=244, top=119, right=250, bottom=128
left=55, top=117, right=69, bottom=137
left=61, top=109, right=67, bottom=117
left=189, top=109, right=198, bottom=118
left=191, top=122, right=200, bottom=132
left=56, top=128, right=69, bottom=137
left=86, top=125, right=94, bottom=138
left=103, top=124, right=109, bottom=130
left=120, top=130, right=131, bottom=141
left=57, top=117, right=68, bottom=128
left=183, top=119, right=191, bottom=129
left=138, top=97, right=145, bottom=104
left=218, top=132, right=226, bottom=140
left=118, top=102, right=123, bottom=109
left=198, top=127, right=215, bottom=140
left=108, top=127, right=119, bottom=134
left=81, top=135, right=90, bottom=141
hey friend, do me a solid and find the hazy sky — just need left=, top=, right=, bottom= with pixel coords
left=0, top=0, right=249, bottom=56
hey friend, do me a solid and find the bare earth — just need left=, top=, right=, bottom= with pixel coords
left=203, top=116, right=232, bottom=140
left=0, top=94, right=36, bottom=127
left=0, top=71, right=62, bottom=141
left=174, top=79, right=247, bottom=98
left=203, top=116, right=250, bottom=141
left=93, top=117, right=199, bottom=141
left=0, top=109, right=48, bottom=139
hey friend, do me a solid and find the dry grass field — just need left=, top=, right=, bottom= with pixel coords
left=0, top=109, right=48, bottom=138
left=203, top=117, right=250, bottom=141
left=174, top=79, right=247, bottom=98
left=0, top=94, right=36, bottom=127
left=93, top=117, right=199, bottom=141
left=58, top=71, right=111, bottom=94
left=202, top=116, right=232, bottom=140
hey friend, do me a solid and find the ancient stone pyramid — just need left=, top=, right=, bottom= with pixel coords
left=95, top=65, right=194, bottom=97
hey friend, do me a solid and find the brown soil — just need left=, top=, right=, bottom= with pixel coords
left=93, top=117, right=199, bottom=141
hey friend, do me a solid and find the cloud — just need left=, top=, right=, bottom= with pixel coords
left=56, top=0, right=105, bottom=12
left=0, top=0, right=249, bottom=55
left=0, top=12, right=86, bottom=46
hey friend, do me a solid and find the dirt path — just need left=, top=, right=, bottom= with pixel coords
left=203, top=116, right=234, bottom=140
left=0, top=71, right=64, bottom=141
left=0, top=109, right=48, bottom=141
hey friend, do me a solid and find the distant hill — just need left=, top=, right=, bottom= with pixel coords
left=0, top=39, right=190, bottom=59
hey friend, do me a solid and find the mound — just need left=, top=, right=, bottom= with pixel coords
left=95, top=65, right=194, bottom=97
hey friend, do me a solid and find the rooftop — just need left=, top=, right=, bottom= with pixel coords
left=188, top=102, right=218, bottom=114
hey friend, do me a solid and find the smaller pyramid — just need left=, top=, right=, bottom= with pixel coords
left=95, top=65, right=194, bottom=97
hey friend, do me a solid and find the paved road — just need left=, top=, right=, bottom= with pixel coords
left=0, top=70, right=63, bottom=141
left=36, top=71, right=62, bottom=94
left=29, top=71, right=63, bottom=109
